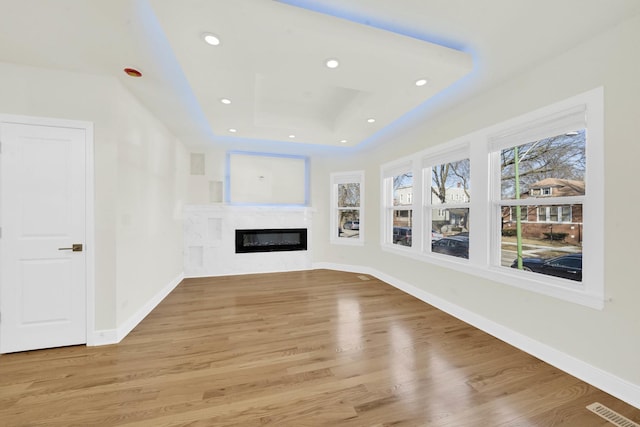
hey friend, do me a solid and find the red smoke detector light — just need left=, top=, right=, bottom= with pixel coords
left=123, top=68, right=142, bottom=77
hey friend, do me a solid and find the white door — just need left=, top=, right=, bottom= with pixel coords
left=0, top=122, right=87, bottom=353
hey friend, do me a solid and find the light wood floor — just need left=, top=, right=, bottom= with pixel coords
left=1, top=269, right=638, bottom=426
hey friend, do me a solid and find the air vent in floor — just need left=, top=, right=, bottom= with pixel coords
left=357, top=275, right=370, bottom=281
left=586, top=402, right=640, bottom=427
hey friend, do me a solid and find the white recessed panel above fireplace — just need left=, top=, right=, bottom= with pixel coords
left=227, top=152, right=308, bottom=205
left=183, top=205, right=313, bottom=277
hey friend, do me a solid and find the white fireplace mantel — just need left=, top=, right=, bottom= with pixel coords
left=183, top=205, right=314, bottom=277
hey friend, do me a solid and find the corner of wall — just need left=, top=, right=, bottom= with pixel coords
left=89, top=272, right=184, bottom=346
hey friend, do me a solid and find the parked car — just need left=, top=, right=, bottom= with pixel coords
left=431, top=235, right=469, bottom=259
left=393, top=226, right=412, bottom=246
left=343, top=220, right=360, bottom=230
left=511, top=253, right=582, bottom=281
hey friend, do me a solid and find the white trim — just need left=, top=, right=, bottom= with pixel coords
left=488, top=104, right=587, bottom=151
left=91, top=329, right=119, bottom=346
left=312, top=262, right=640, bottom=410
left=116, top=272, right=184, bottom=343
left=88, top=272, right=184, bottom=346
left=381, top=157, right=413, bottom=180
left=420, top=138, right=470, bottom=168
left=0, top=114, right=96, bottom=349
left=330, top=170, right=365, bottom=246
left=331, top=170, right=363, bottom=185
left=84, top=123, right=96, bottom=346
left=184, top=265, right=311, bottom=279
left=380, top=239, right=602, bottom=309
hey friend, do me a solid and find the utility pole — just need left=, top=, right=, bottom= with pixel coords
left=514, top=146, right=524, bottom=269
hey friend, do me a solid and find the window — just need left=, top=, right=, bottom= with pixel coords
left=379, top=87, right=604, bottom=308
left=488, top=87, right=604, bottom=307
left=537, top=205, right=573, bottom=223
left=425, top=157, right=470, bottom=259
left=508, top=206, right=529, bottom=222
left=382, top=162, right=415, bottom=248
left=330, top=171, right=364, bottom=245
left=493, top=123, right=586, bottom=281
left=391, top=171, right=414, bottom=247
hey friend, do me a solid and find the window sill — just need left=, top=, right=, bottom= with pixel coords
left=380, top=243, right=604, bottom=310
left=331, top=238, right=365, bottom=246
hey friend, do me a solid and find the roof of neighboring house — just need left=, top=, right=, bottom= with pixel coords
left=524, top=178, right=585, bottom=197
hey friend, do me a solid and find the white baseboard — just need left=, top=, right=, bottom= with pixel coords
left=313, top=262, right=640, bottom=410
left=89, top=272, right=185, bottom=346
left=184, top=265, right=310, bottom=279
left=91, top=329, right=118, bottom=346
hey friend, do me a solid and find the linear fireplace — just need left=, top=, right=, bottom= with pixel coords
left=235, top=228, right=307, bottom=253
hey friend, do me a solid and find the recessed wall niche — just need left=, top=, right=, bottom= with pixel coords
left=209, top=180, right=223, bottom=203
left=190, top=153, right=205, bottom=175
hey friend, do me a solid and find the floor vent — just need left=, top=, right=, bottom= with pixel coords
left=586, top=402, right=640, bottom=427
left=357, top=275, right=371, bottom=281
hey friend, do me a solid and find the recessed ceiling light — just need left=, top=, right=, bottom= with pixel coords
left=229, top=128, right=237, bottom=133
left=203, top=33, right=221, bottom=46
left=325, top=59, right=339, bottom=69
left=220, top=98, right=231, bottom=105
left=367, top=118, right=376, bottom=123
left=289, top=134, right=296, bottom=139
left=340, top=139, right=348, bottom=144
left=415, top=78, right=428, bottom=86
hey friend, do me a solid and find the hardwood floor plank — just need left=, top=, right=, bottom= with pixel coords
left=0, top=269, right=638, bottom=426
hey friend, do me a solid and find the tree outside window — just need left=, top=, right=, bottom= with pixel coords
left=500, top=129, right=585, bottom=280
left=331, top=171, right=364, bottom=244
left=428, top=158, right=470, bottom=259
left=337, top=182, right=361, bottom=238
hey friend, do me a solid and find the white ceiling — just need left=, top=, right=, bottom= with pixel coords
left=0, top=0, right=639, bottom=150
left=149, top=0, right=472, bottom=147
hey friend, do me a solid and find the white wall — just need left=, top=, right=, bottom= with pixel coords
left=0, top=62, right=189, bottom=333
left=112, top=84, right=188, bottom=327
left=228, top=153, right=306, bottom=205
left=311, top=14, right=640, bottom=396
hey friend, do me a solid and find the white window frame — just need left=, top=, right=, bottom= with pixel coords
left=330, top=170, right=364, bottom=246
left=381, top=159, right=418, bottom=251
left=379, top=88, right=604, bottom=309
left=422, top=142, right=471, bottom=258
left=488, top=88, right=603, bottom=308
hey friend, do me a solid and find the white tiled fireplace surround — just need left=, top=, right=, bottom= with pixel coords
left=183, top=205, right=313, bottom=277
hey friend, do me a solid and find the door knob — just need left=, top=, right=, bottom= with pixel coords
left=58, top=243, right=83, bottom=252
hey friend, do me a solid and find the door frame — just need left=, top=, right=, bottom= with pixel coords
left=0, top=114, right=95, bottom=348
